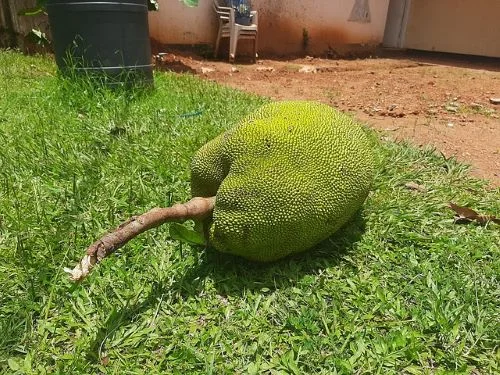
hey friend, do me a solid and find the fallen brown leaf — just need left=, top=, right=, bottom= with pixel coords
left=448, top=202, right=500, bottom=225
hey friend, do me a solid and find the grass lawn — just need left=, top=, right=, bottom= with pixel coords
left=0, top=50, right=498, bottom=374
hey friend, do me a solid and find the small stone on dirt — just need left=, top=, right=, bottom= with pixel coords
left=231, top=66, right=240, bottom=73
left=201, top=67, right=215, bottom=74
left=256, top=66, right=275, bottom=72
left=489, top=98, right=500, bottom=105
left=299, top=65, right=317, bottom=74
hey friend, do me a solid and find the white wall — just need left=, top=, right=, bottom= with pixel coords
left=404, top=0, right=500, bottom=58
left=149, top=0, right=390, bottom=55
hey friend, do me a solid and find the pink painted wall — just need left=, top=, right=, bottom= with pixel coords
left=149, top=0, right=390, bottom=55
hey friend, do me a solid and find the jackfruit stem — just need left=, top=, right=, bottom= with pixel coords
left=64, top=196, right=216, bottom=282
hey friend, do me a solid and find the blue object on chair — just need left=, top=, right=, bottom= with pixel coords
left=227, top=0, right=252, bottom=25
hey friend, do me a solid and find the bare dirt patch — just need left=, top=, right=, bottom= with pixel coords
left=155, top=50, right=500, bottom=187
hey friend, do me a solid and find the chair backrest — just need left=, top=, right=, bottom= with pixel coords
left=213, top=0, right=257, bottom=29
left=213, top=0, right=232, bottom=21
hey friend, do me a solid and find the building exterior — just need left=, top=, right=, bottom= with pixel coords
left=149, top=0, right=500, bottom=58
left=149, top=0, right=391, bottom=56
left=2, top=0, right=499, bottom=59
left=383, top=0, right=500, bottom=58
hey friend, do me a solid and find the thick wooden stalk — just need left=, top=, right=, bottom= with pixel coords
left=65, top=196, right=215, bottom=282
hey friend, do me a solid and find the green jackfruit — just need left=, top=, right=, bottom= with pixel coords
left=190, top=101, right=374, bottom=261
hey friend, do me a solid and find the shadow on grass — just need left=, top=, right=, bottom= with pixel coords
left=86, top=211, right=366, bottom=361
left=175, top=211, right=365, bottom=297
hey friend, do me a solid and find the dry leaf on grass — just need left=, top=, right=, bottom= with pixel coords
left=448, top=202, right=500, bottom=225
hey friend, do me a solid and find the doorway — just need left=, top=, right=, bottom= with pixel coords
left=383, top=0, right=411, bottom=48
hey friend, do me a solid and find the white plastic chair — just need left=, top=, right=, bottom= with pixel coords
left=213, top=0, right=258, bottom=63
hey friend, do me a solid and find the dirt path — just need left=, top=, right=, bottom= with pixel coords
left=156, top=51, right=500, bottom=187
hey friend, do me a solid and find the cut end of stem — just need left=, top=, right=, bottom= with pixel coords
left=65, top=196, right=215, bottom=282
left=64, top=254, right=97, bottom=282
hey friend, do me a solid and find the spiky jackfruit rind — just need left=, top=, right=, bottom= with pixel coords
left=190, top=101, right=374, bottom=262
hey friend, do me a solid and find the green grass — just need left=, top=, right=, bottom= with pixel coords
left=0, top=50, right=498, bottom=374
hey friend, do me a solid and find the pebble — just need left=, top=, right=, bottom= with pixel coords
left=201, top=67, right=215, bottom=74
left=256, top=66, right=275, bottom=72
left=298, top=65, right=317, bottom=73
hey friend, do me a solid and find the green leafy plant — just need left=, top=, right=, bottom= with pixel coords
left=27, top=28, right=50, bottom=46
left=147, top=0, right=159, bottom=11
left=180, top=0, right=200, bottom=6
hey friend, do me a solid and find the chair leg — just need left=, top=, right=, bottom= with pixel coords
left=253, top=34, right=258, bottom=63
left=229, top=29, right=239, bottom=63
left=214, top=27, right=222, bottom=58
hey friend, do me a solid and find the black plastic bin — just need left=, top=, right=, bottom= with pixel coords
left=47, top=0, right=153, bottom=86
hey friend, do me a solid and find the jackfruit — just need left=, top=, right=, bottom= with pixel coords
left=190, top=101, right=374, bottom=261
